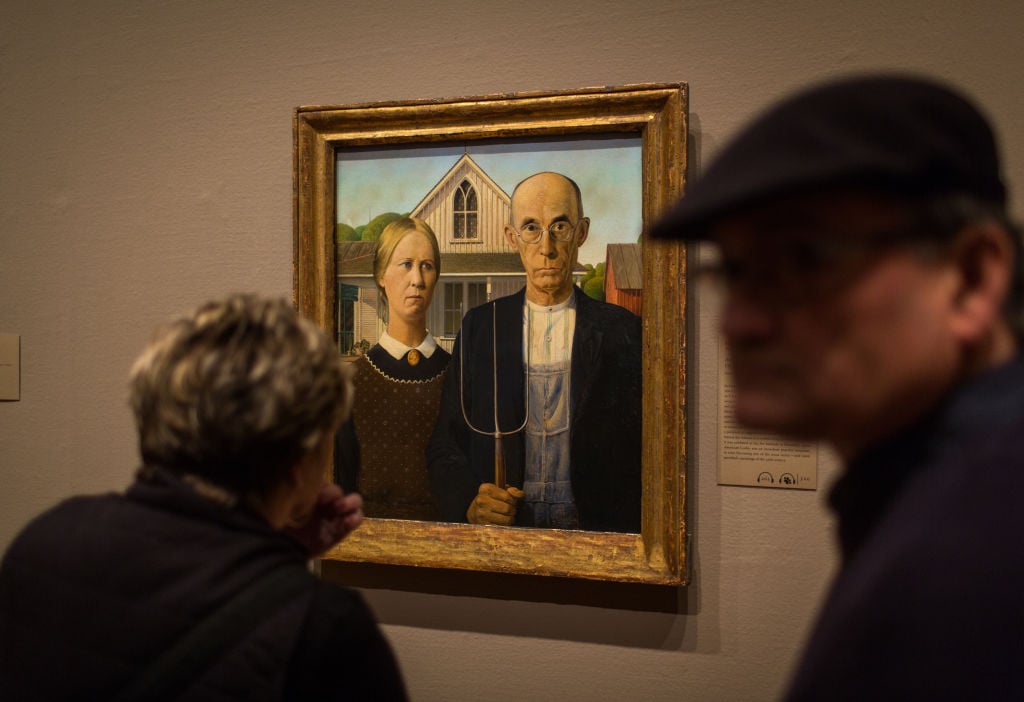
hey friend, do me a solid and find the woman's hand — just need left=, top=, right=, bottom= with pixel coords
left=286, top=483, right=364, bottom=557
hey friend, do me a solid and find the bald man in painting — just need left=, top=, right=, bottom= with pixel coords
left=427, top=171, right=642, bottom=532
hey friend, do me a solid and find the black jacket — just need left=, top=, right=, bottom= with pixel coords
left=427, top=287, right=642, bottom=532
left=0, top=467, right=407, bottom=701
left=784, top=357, right=1024, bottom=701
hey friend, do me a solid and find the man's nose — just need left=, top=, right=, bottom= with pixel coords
left=538, top=231, right=556, bottom=256
left=721, top=288, right=778, bottom=342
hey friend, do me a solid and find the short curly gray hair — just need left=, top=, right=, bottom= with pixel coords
left=129, top=294, right=352, bottom=496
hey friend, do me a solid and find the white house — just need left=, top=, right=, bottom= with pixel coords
left=337, top=154, right=527, bottom=353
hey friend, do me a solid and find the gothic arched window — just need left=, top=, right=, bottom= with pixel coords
left=453, top=179, right=479, bottom=239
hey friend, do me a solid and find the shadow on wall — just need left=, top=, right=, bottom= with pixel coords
left=320, top=561, right=703, bottom=652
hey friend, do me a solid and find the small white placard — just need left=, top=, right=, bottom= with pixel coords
left=718, top=339, right=817, bottom=489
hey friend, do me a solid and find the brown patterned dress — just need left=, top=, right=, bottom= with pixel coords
left=334, top=343, right=450, bottom=521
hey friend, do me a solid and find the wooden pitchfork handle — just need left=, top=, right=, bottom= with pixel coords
left=494, top=433, right=507, bottom=489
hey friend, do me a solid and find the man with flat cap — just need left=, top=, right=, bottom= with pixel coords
left=651, top=75, right=1023, bottom=699
left=428, top=171, right=642, bottom=533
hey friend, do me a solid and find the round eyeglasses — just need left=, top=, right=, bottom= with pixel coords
left=513, top=219, right=582, bottom=244
left=695, top=224, right=944, bottom=305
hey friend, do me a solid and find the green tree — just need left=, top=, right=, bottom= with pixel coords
left=336, top=223, right=358, bottom=242
left=361, top=212, right=403, bottom=241
left=583, top=275, right=605, bottom=301
left=578, top=262, right=605, bottom=300
left=578, top=262, right=595, bottom=285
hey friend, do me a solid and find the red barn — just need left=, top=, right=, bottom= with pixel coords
left=604, top=243, right=642, bottom=315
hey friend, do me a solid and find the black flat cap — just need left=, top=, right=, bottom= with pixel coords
left=650, top=74, right=1006, bottom=240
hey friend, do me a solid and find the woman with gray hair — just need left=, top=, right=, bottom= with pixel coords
left=0, top=294, right=407, bottom=701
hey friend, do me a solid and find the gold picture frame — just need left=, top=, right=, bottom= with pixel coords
left=294, top=84, right=688, bottom=584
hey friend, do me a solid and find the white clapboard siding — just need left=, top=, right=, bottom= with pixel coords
left=356, top=285, right=379, bottom=345
left=411, top=154, right=516, bottom=255
left=490, top=278, right=521, bottom=300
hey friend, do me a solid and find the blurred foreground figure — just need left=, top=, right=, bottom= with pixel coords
left=0, top=294, right=407, bottom=701
left=652, top=75, right=1023, bottom=700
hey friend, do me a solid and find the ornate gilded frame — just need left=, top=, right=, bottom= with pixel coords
left=294, top=84, right=688, bottom=584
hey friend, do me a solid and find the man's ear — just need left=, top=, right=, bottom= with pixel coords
left=575, top=217, right=591, bottom=247
left=949, top=220, right=1015, bottom=343
left=504, top=224, right=519, bottom=248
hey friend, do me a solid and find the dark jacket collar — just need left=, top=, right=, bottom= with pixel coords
left=126, top=465, right=307, bottom=557
left=829, top=355, right=1024, bottom=559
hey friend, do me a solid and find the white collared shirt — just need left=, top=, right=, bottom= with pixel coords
left=523, top=296, right=576, bottom=365
left=378, top=330, right=439, bottom=361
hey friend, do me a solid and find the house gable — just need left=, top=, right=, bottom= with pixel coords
left=410, top=153, right=516, bottom=255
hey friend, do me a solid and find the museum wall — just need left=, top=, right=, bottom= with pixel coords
left=3, top=2, right=1023, bottom=699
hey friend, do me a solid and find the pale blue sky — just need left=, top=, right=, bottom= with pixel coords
left=336, top=136, right=642, bottom=267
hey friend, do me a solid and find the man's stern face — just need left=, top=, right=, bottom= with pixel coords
left=505, top=173, right=589, bottom=305
left=710, top=192, right=966, bottom=457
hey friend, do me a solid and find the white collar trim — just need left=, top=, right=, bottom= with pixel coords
left=379, top=330, right=438, bottom=360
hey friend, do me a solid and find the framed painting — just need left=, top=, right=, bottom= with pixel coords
left=294, top=84, right=688, bottom=584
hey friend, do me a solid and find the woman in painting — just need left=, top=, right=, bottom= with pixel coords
left=334, top=217, right=451, bottom=520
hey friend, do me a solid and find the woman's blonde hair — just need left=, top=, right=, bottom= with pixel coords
left=373, top=217, right=442, bottom=305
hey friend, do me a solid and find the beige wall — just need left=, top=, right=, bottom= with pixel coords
left=3, top=2, right=1022, bottom=700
